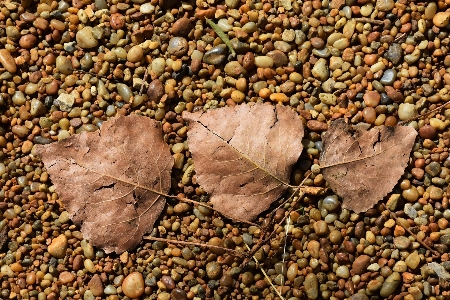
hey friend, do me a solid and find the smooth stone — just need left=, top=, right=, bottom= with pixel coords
left=424, top=2, right=437, bottom=20
left=127, top=45, right=143, bottom=63
left=376, top=0, right=394, bottom=11
left=116, top=83, right=133, bottom=102
left=312, top=48, right=331, bottom=58
left=172, top=17, right=193, bottom=37
left=56, top=56, right=73, bottom=75
left=122, top=272, right=145, bottom=298
left=206, top=262, right=221, bottom=279
left=380, top=272, right=401, bottom=297
left=171, top=288, right=187, bottom=300
left=30, top=99, right=46, bottom=116
left=147, top=79, right=164, bottom=102
left=230, top=38, right=250, bottom=53
left=203, top=44, right=227, bottom=65
left=333, top=38, right=350, bottom=50
left=380, top=69, right=397, bottom=85
left=217, top=18, right=233, bottom=32
left=104, top=285, right=117, bottom=295
left=76, top=27, right=98, bottom=48
left=139, top=3, right=155, bottom=14
left=312, top=58, right=329, bottom=81
left=0, top=49, right=16, bottom=73
left=224, top=61, right=246, bottom=77
left=88, top=274, right=103, bottom=297
left=304, top=273, right=318, bottom=299
left=394, top=236, right=411, bottom=249
left=95, top=0, right=108, bottom=9
left=398, top=103, right=417, bottom=121
left=48, top=234, right=68, bottom=258
left=287, top=263, right=298, bottom=282
left=267, top=50, right=289, bottom=66
left=55, top=93, right=75, bottom=112
left=336, top=266, right=350, bottom=278
left=405, top=251, right=420, bottom=269
left=151, top=58, right=166, bottom=76
left=167, top=37, right=188, bottom=56
left=352, top=255, right=371, bottom=275
left=274, top=41, right=291, bottom=52
left=433, top=12, right=450, bottom=27
left=254, top=56, right=274, bottom=68
left=323, top=195, right=339, bottom=211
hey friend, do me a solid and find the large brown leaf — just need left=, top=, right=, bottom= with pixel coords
left=182, top=103, right=304, bottom=221
left=319, top=119, right=417, bottom=213
left=36, top=115, right=172, bottom=253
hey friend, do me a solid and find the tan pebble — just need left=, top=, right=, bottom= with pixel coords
left=21, top=140, right=33, bottom=154
left=59, top=271, right=75, bottom=284
left=0, top=49, right=17, bottom=73
left=47, top=234, right=68, bottom=258
left=231, top=90, right=245, bottom=103
left=127, top=46, right=143, bottom=63
left=122, top=272, right=145, bottom=298
left=269, top=93, right=289, bottom=102
left=433, top=12, right=450, bottom=27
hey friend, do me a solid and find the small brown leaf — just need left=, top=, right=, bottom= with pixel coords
left=319, top=119, right=417, bottom=213
left=36, top=115, right=173, bottom=253
left=183, top=103, right=304, bottom=221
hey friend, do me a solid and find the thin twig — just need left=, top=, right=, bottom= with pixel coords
left=244, top=244, right=286, bottom=300
left=398, top=100, right=450, bottom=125
left=382, top=203, right=440, bottom=258
left=139, top=67, right=149, bottom=96
left=71, top=69, right=109, bottom=79
left=144, top=236, right=243, bottom=256
left=354, top=18, right=384, bottom=25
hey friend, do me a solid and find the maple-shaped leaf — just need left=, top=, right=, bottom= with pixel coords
left=182, top=103, right=304, bottom=221
left=36, top=115, right=173, bottom=253
left=319, top=119, right=417, bottom=213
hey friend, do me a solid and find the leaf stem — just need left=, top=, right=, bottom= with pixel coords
left=205, top=18, right=235, bottom=55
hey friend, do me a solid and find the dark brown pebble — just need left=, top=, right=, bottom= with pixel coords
left=147, top=79, right=164, bottom=102
left=307, top=120, right=328, bottom=132
left=172, top=17, right=193, bottom=37
left=161, top=275, right=175, bottom=289
left=72, top=255, right=83, bottom=271
left=171, top=288, right=187, bottom=300
left=419, top=125, right=437, bottom=139
left=352, top=255, right=371, bottom=275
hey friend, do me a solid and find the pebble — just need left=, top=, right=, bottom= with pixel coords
left=304, top=273, right=318, bottom=299
left=394, top=236, right=411, bottom=249
left=122, top=272, right=145, bottom=298
left=147, top=79, right=164, bottom=102
left=405, top=251, right=420, bottom=269
left=254, top=56, right=274, bottom=68
left=398, top=103, right=417, bottom=121
left=380, top=272, right=401, bottom=297
left=380, top=69, right=397, bottom=85
left=47, top=234, right=68, bottom=258
left=352, top=255, right=370, bottom=275
left=0, top=49, right=17, bottom=73
left=224, top=61, right=246, bottom=77
left=433, top=12, right=450, bottom=27
left=203, top=44, right=227, bottom=65
left=168, top=37, right=188, bottom=56
left=376, top=0, right=394, bottom=11
left=384, top=44, right=402, bottom=65
left=76, top=27, right=99, bottom=48
left=206, top=262, right=221, bottom=279
left=311, top=58, right=329, bottom=81
left=88, top=274, right=104, bottom=297
left=127, top=46, right=143, bottom=63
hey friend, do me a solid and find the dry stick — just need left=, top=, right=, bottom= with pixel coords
left=382, top=203, right=440, bottom=258
left=244, top=244, right=286, bottom=300
left=398, top=100, right=450, bottom=126
left=139, top=67, right=149, bottom=96
left=145, top=236, right=243, bottom=257
left=354, top=18, right=384, bottom=25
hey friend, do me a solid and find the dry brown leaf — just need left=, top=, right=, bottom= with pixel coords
left=319, top=119, right=417, bottom=213
left=183, top=103, right=304, bottom=221
left=36, top=115, right=173, bottom=253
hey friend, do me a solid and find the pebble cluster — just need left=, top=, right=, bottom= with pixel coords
left=2, top=0, right=450, bottom=299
